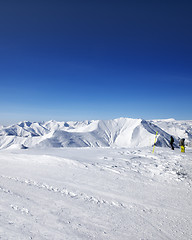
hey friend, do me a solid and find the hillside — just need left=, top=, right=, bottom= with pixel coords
left=1, top=147, right=192, bottom=240
left=0, top=118, right=191, bottom=149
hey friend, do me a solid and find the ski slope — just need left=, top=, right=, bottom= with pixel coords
left=0, top=146, right=192, bottom=239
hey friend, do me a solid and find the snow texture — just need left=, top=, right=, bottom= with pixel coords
left=0, top=146, right=192, bottom=240
left=0, top=118, right=192, bottom=150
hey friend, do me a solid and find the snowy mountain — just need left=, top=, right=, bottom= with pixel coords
left=0, top=118, right=191, bottom=149
left=151, top=119, right=192, bottom=145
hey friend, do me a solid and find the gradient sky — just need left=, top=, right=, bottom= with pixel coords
left=0, top=0, right=192, bottom=125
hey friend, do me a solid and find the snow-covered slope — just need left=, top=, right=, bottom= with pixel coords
left=0, top=121, right=49, bottom=137
left=150, top=119, right=192, bottom=145
left=0, top=118, right=191, bottom=149
left=1, top=147, right=192, bottom=239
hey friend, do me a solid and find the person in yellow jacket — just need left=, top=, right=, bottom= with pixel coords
left=179, top=138, right=185, bottom=153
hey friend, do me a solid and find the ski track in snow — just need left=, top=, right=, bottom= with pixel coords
left=0, top=147, right=192, bottom=240
left=0, top=175, right=125, bottom=208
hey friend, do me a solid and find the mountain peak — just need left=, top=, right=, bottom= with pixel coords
left=0, top=117, right=191, bottom=149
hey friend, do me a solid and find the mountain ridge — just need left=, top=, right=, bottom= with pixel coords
left=0, top=118, right=191, bottom=149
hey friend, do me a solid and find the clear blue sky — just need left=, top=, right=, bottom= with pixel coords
left=0, top=0, right=192, bottom=125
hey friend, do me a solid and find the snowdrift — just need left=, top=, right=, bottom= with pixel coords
left=0, top=118, right=191, bottom=149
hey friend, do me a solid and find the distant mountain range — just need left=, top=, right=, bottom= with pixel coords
left=0, top=118, right=192, bottom=149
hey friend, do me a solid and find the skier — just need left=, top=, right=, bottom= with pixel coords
left=179, top=138, right=185, bottom=152
left=179, top=138, right=185, bottom=147
left=170, top=136, right=174, bottom=150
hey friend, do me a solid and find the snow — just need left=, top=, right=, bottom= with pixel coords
left=0, top=118, right=192, bottom=239
left=0, top=146, right=192, bottom=239
left=151, top=119, right=192, bottom=145
left=1, top=117, right=192, bottom=150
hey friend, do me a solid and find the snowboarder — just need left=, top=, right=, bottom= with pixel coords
left=179, top=138, right=185, bottom=153
left=170, top=136, right=174, bottom=150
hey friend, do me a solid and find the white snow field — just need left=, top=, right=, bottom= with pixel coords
left=0, top=146, right=192, bottom=240
left=0, top=118, right=192, bottom=239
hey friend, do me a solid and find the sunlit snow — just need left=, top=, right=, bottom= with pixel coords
left=0, top=118, right=192, bottom=239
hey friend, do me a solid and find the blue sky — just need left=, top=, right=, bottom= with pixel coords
left=0, top=0, right=192, bottom=125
